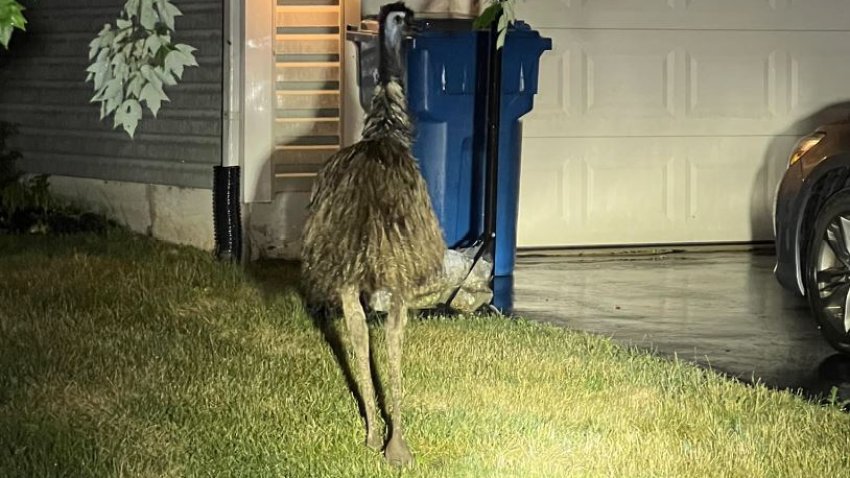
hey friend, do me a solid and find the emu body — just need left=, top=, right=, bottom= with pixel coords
left=300, top=2, right=444, bottom=467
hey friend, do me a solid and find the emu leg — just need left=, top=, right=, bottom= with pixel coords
left=340, top=286, right=383, bottom=450
left=384, top=295, right=414, bottom=467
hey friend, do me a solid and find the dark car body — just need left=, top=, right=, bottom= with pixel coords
left=774, top=121, right=850, bottom=296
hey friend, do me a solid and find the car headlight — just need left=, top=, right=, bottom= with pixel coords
left=788, top=132, right=825, bottom=167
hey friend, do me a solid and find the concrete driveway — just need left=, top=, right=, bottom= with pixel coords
left=512, top=248, right=850, bottom=404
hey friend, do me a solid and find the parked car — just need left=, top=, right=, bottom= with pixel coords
left=775, top=121, right=850, bottom=353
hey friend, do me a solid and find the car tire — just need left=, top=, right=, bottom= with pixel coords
left=805, top=189, right=850, bottom=354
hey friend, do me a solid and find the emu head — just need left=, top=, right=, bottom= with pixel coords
left=378, top=2, right=415, bottom=85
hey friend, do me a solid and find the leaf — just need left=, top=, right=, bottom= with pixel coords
left=498, top=13, right=509, bottom=33
left=0, top=25, right=11, bottom=49
left=156, top=0, right=182, bottom=31
left=123, top=0, right=140, bottom=20
left=113, top=29, right=131, bottom=48
left=496, top=14, right=510, bottom=49
left=105, top=95, right=122, bottom=117
left=88, top=37, right=102, bottom=60
left=127, top=74, right=145, bottom=98
left=1, top=1, right=27, bottom=28
left=110, top=51, right=126, bottom=67
left=473, top=3, right=501, bottom=30
left=164, top=48, right=199, bottom=79
left=496, top=28, right=507, bottom=50
left=96, top=47, right=110, bottom=63
left=116, top=99, right=143, bottom=138
left=98, top=29, right=116, bottom=49
left=133, top=38, right=146, bottom=58
left=91, top=84, right=108, bottom=103
left=93, top=70, right=107, bottom=93
left=92, top=57, right=111, bottom=91
left=174, top=43, right=197, bottom=55
left=140, top=82, right=169, bottom=117
left=144, top=34, right=162, bottom=55
left=140, top=0, right=157, bottom=30
left=154, top=66, right=177, bottom=86
left=503, top=0, right=517, bottom=23
left=164, top=50, right=185, bottom=79
left=116, top=18, right=132, bottom=30
left=0, top=0, right=27, bottom=48
left=103, top=78, right=124, bottom=104
left=114, top=61, right=130, bottom=83
left=174, top=44, right=199, bottom=66
left=140, top=64, right=163, bottom=91
left=85, top=60, right=107, bottom=75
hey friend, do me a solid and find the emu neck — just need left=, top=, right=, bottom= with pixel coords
left=361, top=80, right=412, bottom=147
left=378, top=26, right=405, bottom=86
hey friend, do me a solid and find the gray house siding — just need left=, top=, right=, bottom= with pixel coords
left=0, top=0, right=223, bottom=189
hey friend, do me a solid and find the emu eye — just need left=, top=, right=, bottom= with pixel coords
left=395, top=16, right=403, bottom=25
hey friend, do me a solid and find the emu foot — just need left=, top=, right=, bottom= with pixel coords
left=366, top=431, right=383, bottom=451
left=384, top=435, right=414, bottom=467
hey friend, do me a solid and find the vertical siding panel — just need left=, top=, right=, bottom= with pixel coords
left=0, top=0, right=223, bottom=189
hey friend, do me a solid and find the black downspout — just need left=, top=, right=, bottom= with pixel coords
left=213, top=166, right=242, bottom=262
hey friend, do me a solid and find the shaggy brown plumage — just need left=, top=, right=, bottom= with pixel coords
left=299, top=1, right=445, bottom=468
left=301, top=83, right=444, bottom=302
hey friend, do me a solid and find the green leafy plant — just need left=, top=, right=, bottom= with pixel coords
left=1, top=174, right=52, bottom=217
left=0, top=122, right=112, bottom=235
left=473, top=0, right=517, bottom=49
left=0, top=0, right=26, bottom=49
left=0, top=121, right=52, bottom=231
left=86, top=0, right=198, bottom=138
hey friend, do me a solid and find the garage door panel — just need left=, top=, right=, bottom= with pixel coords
left=517, top=161, right=570, bottom=234
left=525, top=29, right=850, bottom=138
left=518, top=137, right=789, bottom=247
left=535, top=50, right=570, bottom=117
left=684, top=0, right=779, bottom=14
left=568, top=0, right=676, bottom=14
left=517, top=0, right=850, bottom=30
left=585, top=47, right=675, bottom=119
left=686, top=49, right=778, bottom=119
left=789, top=40, right=850, bottom=120
left=586, top=158, right=673, bottom=226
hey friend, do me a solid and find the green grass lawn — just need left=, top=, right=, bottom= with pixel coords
left=1, top=230, right=849, bottom=477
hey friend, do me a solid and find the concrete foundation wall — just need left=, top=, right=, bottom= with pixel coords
left=48, top=176, right=310, bottom=259
left=246, top=191, right=310, bottom=260
left=49, top=176, right=215, bottom=251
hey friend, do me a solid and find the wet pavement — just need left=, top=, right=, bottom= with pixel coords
left=512, top=249, right=850, bottom=403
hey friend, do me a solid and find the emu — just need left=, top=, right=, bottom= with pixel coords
left=300, top=2, right=445, bottom=467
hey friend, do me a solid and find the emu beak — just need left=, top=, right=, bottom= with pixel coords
left=405, top=20, right=422, bottom=37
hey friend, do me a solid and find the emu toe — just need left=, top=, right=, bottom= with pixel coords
left=384, top=436, right=414, bottom=467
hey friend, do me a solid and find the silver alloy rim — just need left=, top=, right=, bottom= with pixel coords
left=816, top=215, right=850, bottom=335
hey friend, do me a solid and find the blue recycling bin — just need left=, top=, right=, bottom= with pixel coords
left=407, top=20, right=551, bottom=277
left=348, top=18, right=550, bottom=278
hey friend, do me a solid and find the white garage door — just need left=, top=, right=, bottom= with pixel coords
left=516, top=0, right=850, bottom=248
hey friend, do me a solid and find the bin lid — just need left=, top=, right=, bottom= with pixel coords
left=348, top=13, right=475, bottom=35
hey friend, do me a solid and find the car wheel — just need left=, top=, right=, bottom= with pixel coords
left=805, top=190, right=850, bottom=354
